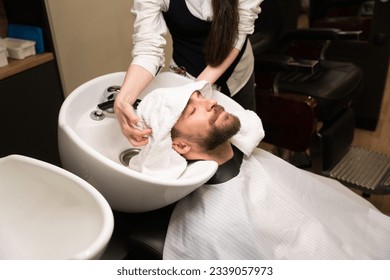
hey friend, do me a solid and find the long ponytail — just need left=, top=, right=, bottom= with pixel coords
left=204, top=0, right=239, bottom=67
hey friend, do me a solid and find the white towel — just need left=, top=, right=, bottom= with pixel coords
left=229, top=109, right=264, bottom=157
left=129, top=80, right=265, bottom=178
left=129, top=80, right=212, bottom=179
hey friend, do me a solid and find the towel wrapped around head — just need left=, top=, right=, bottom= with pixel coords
left=129, top=80, right=212, bottom=179
left=129, top=80, right=265, bottom=179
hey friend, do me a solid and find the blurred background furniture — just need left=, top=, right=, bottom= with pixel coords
left=251, top=0, right=390, bottom=195
left=252, top=0, right=363, bottom=170
left=308, top=0, right=390, bottom=130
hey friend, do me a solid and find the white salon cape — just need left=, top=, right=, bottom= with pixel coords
left=163, top=148, right=390, bottom=259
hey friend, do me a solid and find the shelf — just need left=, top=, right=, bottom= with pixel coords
left=0, top=52, right=54, bottom=80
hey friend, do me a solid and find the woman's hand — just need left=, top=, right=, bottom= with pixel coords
left=114, top=65, right=154, bottom=146
left=114, top=96, right=152, bottom=146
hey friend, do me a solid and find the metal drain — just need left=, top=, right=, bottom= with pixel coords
left=119, top=148, right=141, bottom=166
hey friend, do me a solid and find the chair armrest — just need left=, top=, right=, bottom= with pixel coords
left=254, top=54, right=293, bottom=72
left=332, top=30, right=363, bottom=40
left=279, top=28, right=363, bottom=60
left=281, top=28, right=363, bottom=42
left=254, top=54, right=319, bottom=73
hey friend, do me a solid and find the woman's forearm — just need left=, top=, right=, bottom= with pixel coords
left=196, top=48, right=240, bottom=84
left=119, top=64, right=154, bottom=105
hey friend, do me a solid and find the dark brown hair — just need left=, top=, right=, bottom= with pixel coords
left=204, top=0, right=239, bottom=67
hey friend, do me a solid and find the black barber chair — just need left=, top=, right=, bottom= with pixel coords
left=252, top=0, right=390, bottom=195
left=121, top=206, right=173, bottom=260
left=252, top=0, right=362, bottom=170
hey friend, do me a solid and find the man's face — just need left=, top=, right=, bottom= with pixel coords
left=173, top=91, right=240, bottom=150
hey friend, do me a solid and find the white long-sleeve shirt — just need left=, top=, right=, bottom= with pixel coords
left=131, top=0, right=263, bottom=95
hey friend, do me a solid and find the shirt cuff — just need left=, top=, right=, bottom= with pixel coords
left=131, top=57, right=163, bottom=77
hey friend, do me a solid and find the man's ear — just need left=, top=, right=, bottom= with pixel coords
left=172, top=138, right=192, bottom=155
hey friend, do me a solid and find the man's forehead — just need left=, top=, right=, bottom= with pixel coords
left=182, top=90, right=201, bottom=111
left=173, top=93, right=192, bottom=125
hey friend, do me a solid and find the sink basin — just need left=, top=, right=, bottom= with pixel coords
left=58, top=71, right=240, bottom=212
left=0, top=155, right=114, bottom=259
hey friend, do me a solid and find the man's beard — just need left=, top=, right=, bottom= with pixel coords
left=201, top=112, right=241, bottom=151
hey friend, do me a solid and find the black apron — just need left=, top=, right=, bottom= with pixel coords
left=163, top=0, right=248, bottom=96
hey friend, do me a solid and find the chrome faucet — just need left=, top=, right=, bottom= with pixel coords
left=98, top=85, right=121, bottom=113
left=90, top=85, right=141, bottom=121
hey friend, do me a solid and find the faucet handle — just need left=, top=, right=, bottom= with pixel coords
left=103, top=85, right=121, bottom=100
left=97, top=99, right=115, bottom=111
left=97, top=98, right=142, bottom=112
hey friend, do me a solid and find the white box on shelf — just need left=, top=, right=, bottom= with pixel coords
left=5, top=37, right=36, bottom=60
left=0, top=39, right=8, bottom=67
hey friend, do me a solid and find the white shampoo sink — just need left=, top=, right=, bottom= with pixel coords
left=0, top=155, right=114, bottom=259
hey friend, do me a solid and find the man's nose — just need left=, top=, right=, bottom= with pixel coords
left=203, top=98, right=217, bottom=111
